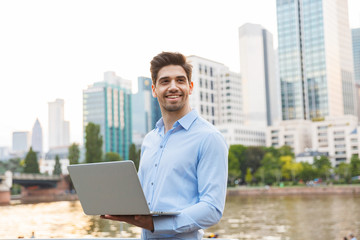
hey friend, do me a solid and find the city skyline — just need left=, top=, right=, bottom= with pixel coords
left=0, top=0, right=359, bottom=150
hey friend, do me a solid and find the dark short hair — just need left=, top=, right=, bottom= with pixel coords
left=150, top=52, right=192, bottom=85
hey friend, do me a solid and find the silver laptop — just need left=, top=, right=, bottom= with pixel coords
left=68, top=160, right=180, bottom=216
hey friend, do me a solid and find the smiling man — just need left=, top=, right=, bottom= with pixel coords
left=102, top=52, right=228, bottom=239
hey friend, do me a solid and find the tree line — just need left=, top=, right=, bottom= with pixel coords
left=228, top=145, right=360, bottom=186
left=0, top=122, right=141, bottom=175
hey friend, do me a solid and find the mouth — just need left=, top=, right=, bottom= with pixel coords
left=166, top=95, right=182, bottom=99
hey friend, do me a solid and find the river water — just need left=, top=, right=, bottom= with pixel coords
left=1, top=194, right=360, bottom=239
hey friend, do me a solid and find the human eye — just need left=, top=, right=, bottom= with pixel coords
left=177, top=77, right=186, bottom=83
left=159, top=78, right=169, bottom=85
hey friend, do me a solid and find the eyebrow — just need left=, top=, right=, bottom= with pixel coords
left=158, top=75, right=187, bottom=81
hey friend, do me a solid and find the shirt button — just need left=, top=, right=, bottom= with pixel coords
left=151, top=182, right=154, bottom=186
left=148, top=202, right=150, bottom=205
left=155, top=164, right=158, bottom=167
left=160, top=145, right=163, bottom=148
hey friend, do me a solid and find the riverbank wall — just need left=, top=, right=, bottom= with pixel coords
left=227, top=185, right=360, bottom=196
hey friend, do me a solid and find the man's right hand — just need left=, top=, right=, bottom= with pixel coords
left=100, top=214, right=154, bottom=232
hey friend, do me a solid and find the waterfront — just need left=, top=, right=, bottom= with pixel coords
left=1, top=194, right=360, bottom=239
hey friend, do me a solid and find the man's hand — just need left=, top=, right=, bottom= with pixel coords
left=100, top=215, right=154, bottom=232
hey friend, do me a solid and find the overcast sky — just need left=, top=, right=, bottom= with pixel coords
left=1, top=0, right=360, bottom=151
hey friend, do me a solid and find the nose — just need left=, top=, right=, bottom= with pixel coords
left=168, top=79, right=178, bottom=91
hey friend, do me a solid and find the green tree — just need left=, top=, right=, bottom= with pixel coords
left=255, top=166, right=265, bottom=185
left=23, top=147, right=40, bottom=173
left=85, top=122, right=103, bottom=163
left=278, top=145, right=294, bottom=157
left=228, top=145, right=247, bottom=182
left=256, top=152, right=281, bottom=185
left=298, top=162, right=317, bottom=182
left=68, top=143, right=80, bottom=165
left=104, top=152, right=122, bottom=162
left=280, top=156, right=302, bottom=182
left=245, top=168, right=253, bottom=185
left=350, top=155, right=360, bottom=177
left=242, top=147, right=265, bottom=178
left=0, top=158, right=23, bottom=173
left=228, top=151, right=241, bottom=180
left=53, top=155, right=62, bottom=175
left=335, top=162, right=351, bottom=183
left=129, top=143, right=141, bottom=170
left=313, top=156, right=332, bottom=180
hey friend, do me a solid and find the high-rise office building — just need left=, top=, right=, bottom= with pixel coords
left=132, top=76, right=161, bottom=146
left=352, top=28, right=360, bottom=84
left=31, top=118, right=43, bottom=155
left=239, top=23, right=280, bottom=127
left=83, top=71, right=132, bottom=159
left=48, top=99, right=70, bottom=148
left=277, top=0, right=357, bottom=120
left=187, top=55, right=243, bottom=126
left=187, top=55, right=266, bottom=146
left=12, top=131, right=30, bottom=153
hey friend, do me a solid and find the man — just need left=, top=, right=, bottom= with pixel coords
left=101, top=52, right=228, bottom=239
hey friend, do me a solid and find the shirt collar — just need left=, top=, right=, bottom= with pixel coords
left=155, top=109, right=198, bottom=132
left=177, top=109, right=198, bottom=131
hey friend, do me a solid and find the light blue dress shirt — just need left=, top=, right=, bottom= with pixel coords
left=138, top=109, right=228, bottom=239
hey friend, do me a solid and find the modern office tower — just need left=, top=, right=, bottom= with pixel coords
left=353, top=28, right=360, bottom=84
left=239, top=23, right=279, bottom=127
left=187, top=55, right=243, bottom=126
left=187, top=55, right=266, bottom=146
left=12, top=131, right=30, bottom=153
left=132, top=76, right=161, bottom=146
left=0, top=147, right=10, bottom=161
left=276, top=0, right=357, bottom=120
left=31, top=118, right=43, bottom=155
left=83, top=71, right=132, bottom=159
left=48, top=99, right=70, bottom=148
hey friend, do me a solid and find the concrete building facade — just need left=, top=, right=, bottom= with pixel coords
left=188, top=55, right=266, bottom=146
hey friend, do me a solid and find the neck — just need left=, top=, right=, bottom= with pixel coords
left=161, top=106, right=191, bottom=133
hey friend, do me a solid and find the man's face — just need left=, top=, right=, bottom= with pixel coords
left=152, top=65, right=193, bottom=114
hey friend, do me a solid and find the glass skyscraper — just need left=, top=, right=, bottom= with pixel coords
left=352, top=28, right=360, bottom=84
left=132, top=76, right=161, bottom=147
left=83, top=71, right=132, bottom=159
left=239, top=23, right=279, bottom=127
left=31, top=118, right=43, bottom=156
left=277, top=0, right=357, bottom=120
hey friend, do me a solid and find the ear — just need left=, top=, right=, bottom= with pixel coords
left=151, top=84, right=157, bottom=98
left=189, top=81, right=194, bottom=95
